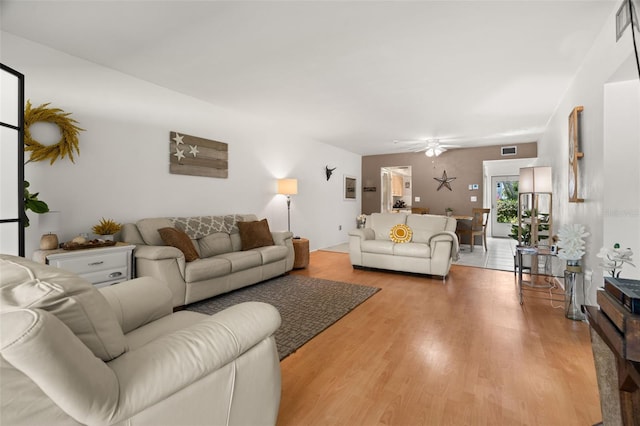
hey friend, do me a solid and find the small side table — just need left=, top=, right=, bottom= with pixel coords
left=292, top=238, right=309, bottom=269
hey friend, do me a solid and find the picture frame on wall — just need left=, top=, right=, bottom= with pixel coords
left=344, top=175, right=356, bottom=200
left=568, top=106, right=584, bottom=203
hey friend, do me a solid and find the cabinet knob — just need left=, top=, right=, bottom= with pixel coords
left=109, top=272, right=122, bottom=278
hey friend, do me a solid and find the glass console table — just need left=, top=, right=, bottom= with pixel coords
left=515, top=245, right=565, bottom=305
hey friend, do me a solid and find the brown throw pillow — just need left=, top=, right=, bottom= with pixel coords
left=237, top=218, right=275, bottom=251
left=158, top=227, right=199, bottom=262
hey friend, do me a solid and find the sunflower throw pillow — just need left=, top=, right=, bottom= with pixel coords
left=390, top=224, right=412, bottom=243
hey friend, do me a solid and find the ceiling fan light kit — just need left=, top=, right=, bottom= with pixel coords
left=425, top=146, right=445, bottom=157
left=395, top=139, right=457, bottom=157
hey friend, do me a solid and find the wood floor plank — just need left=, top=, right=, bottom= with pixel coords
left=277, top=251, right=601, bottom=425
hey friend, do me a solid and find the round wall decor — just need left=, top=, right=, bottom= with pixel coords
left=390, top=224, right=412, bottom=243
left=24, top=100, right=84, bottom=164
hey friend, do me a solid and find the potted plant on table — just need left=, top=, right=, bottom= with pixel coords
left=508, top=209, right=550, bottom=246
left=92, top=218, right=122, bottom=241
left=557, top=224, right=590, bottom=321
left=597, top=244, right=635, bottom=278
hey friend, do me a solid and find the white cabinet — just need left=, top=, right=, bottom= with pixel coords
left=391, top=175, right=404, bottom=196
left=44, top=245, right=135, bottom=287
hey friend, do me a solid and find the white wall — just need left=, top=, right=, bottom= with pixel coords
left=603, top=79, right=640, bottom=280
left=1, top=32, right=361, bottom=255
left=536, top=3, right=639, bottom=303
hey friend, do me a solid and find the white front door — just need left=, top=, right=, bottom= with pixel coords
left=491, top=175, right=519, bottom=238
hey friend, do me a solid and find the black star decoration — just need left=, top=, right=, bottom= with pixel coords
left=434, top=170, right=456, bottom=191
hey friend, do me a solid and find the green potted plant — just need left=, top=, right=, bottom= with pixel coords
left=445, top=207, right=453, bottom=217
left=508, top=209, right=549, bottom=246
left=23, top=180, right=49, bottom=227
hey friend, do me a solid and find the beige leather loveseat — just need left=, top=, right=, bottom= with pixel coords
left=121, top=214, right=294, bottom=308
left=349, top=213, right=459, bottom=279
left=0, top=254, right=282, bottom=426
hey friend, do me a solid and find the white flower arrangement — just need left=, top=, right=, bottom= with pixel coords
left=556, top=224, right=590, bottom=261
left=597, top=244, right=635, bottom=278
left=357, top=214, right=367, bottom=221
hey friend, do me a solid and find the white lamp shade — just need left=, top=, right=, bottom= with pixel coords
left=519, top=167, right=552, bottom=193
left=278, top=178, right=298, bottom=195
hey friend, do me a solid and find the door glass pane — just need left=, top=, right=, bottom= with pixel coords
left=0, top=222, right=19, bottom=255
left=495, top=179, right=518, bottom=224
left=0, top=126, right=19, bottom=220
left=1, top=71, right=19, bottom=126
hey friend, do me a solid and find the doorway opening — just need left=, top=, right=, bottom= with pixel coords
left=491, top=175, right=519, bottom=238
left=380, top=166, right=412, bottom=213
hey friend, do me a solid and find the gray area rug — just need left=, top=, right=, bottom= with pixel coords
left=186, top=275, right=380, bottom=360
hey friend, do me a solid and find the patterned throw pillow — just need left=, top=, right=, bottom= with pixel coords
left=158, top=227, right=200, bottom=262
left=390, top=224, right=412, bottom=243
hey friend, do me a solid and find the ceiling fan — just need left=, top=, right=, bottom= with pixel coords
left=393, top=139, right=461, bottom=157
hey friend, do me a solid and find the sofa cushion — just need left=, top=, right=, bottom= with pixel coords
left=369, top=213, right=407, bottom=241
left=237, top=219, right=275, bottom=250
left=0, top=255, right=126, bottom=362
left=361, top=240, right=395, bottom=255
left=198, top=232, right=234, bottom=258
left=185, top=258, right=232, bottom=283
left=393, top=242, right=431, bottom=258
left=137, top=218, right=174, bottom=246
left=158, top=227, right=200, bottom=262
left=406, top=214, right=452, bottom=244
left=215, top=251, right=262, bottom=272
left=252, top=245, right=289, bottom=264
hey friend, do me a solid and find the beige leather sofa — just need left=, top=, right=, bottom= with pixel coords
left=121, top=214, right=294, bottom=308
left=0, top=254, right=282, bottom=426
left=349, top=213, right=459, bottom=278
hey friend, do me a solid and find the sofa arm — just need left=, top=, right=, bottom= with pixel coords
left=107, top=302, right=281, bottom=423
left=428, top=231, right=460, bottom=261
left=271, top=230, right=293, bottom=246
left=1, top=309, right=120, bottom=425
left=348, top=228, right=375, bottom=240
left=134, top=244, right=183, bottom=261
left=99, top=277, right=173, bottom=334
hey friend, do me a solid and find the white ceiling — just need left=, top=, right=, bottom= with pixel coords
left=0, top=0, right=619, bottom=155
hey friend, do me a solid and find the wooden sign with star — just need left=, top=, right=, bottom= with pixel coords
left=169, top=131, right=228, bottom=178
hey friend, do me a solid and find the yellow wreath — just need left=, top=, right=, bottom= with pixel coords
left=24, top=100, right=84, bottom=164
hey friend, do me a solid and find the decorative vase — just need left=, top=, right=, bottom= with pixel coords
left=566, top=259, right=582, bottom=273
left=356, top=218, right=366, bottom=229
left=564, top=267, right=586, bottom=321
left=99, top=234, right=114, bottom=241
left=40, top=233, right=59, bottom=250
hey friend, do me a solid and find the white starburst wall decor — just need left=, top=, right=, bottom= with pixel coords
left=169, top=131, right=228, bottom=178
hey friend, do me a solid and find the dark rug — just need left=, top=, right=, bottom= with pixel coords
left=186, top=275, right=380, bottom=360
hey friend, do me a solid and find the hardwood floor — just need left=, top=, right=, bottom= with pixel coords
left=277, top=250, right=601, bottom=425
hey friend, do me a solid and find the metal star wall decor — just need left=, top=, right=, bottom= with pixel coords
left=434, top=170, right=456, bottom=191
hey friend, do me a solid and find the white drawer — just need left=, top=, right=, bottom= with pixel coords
left=79, top=267, right=128, bottom=285
left=53, top=251, right=128, bottom=274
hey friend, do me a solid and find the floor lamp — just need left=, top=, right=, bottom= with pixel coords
left=278, top=178, right=298, bottom=232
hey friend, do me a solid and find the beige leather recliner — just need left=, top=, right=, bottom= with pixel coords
left=0, top=254, right=282, bottom=426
